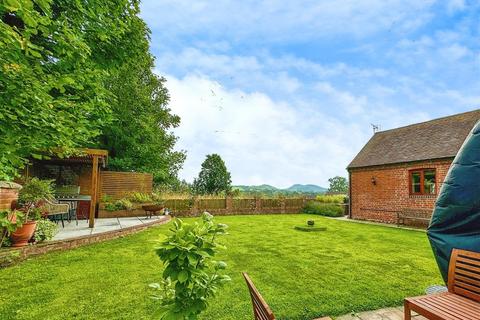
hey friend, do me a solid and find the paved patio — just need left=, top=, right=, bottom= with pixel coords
left=337, top=307, right=426, bottom=320
left=52, top=215, right=169, bottom=241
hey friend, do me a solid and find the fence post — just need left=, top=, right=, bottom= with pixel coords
left=226, top=195, right=232, bottom=212
left=190, top=197, right=199, bottom=216
left=255, top=197, right=262, bottom=213
left=281, top=197, right=286, bottom=214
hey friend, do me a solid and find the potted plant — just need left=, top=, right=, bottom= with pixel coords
left=11, top=178, right=54, bottom=247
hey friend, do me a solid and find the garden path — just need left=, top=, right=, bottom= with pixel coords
left=52, top=215, right=168, bottom=240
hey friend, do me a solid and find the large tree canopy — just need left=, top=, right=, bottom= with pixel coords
left=0, top=0, right=138, bottom=180
left=327, top=176, right=349, bottom=194
left=193, top=154, right=232, bottom=195
left=97, top=16, right=185, bottom=185
left=0, top=0, right=184, bottom=183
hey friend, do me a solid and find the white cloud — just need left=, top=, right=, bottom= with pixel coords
left=163, top=72, right=441, bottom=187
left=154, top=44, right=480, bottom=187
left=164, top=73, right=359, bottom=187
left=142, top=0, right=480, bottom=187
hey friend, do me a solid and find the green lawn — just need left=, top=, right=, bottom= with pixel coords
left=0, top=214, right=442, bottom=320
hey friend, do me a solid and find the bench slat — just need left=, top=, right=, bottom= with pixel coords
left=434, top=295, right=480, bottom=320
left=454, top=286, right=480, bottom=303
left=454, top=274, right=480, bottom=289
left=407, top=293, right=480, bottom=320
left=456, top=262, right=480, bottom=274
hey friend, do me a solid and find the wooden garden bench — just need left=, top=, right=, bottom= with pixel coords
left=242, top=272, right=331, bottom=320
left=397, top=208, right=432, bottom=227
left=404, top=249, right=480, bottom=320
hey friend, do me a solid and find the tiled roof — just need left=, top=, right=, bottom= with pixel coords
left=348, top=109, right=480, bottom=169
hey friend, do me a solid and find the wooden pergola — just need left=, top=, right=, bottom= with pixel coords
left=25, top=148, right=108, bottom=228
left=78, top=149, right=108, bottom=228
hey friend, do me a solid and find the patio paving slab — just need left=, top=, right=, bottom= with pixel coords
left=139, top=216, right=164, bottom=223
left=336, top=307, right=427, bottom=320
left=53, top=226, right=92, bottom=240
left=52, top=216, right=168, bottom=240
left=117, top=217, right=143, bottom=228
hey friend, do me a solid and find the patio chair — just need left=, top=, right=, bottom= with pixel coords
left=43, top=199, right=70, bottom=228
left=242, top=273, right=331, bottom=320
left=404, top=248, right=480, bottom=319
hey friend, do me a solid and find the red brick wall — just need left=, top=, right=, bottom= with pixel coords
left=349, top=159, right=452, bottom=223
left=0, top=182, right=21, bottom=210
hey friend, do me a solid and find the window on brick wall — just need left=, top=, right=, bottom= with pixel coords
left=409, top=169, right=436, bottom=195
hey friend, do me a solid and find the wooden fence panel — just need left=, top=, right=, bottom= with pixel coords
left=163, top=199, right=191, bottom=212
left=232, top=198, right=256, bottom=210
left=262, top=198, right=282, bottom=208
left=285, top=198, right=304, bottom=207
left=198, top=199, right=226, bottom=210
left=100, top=171, right=153, bottom=199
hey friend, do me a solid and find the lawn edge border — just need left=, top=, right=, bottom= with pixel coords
left=0, top=216, right=171, bottom=268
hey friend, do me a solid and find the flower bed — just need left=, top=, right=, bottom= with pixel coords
left=98, top=202, right=160, bottom=218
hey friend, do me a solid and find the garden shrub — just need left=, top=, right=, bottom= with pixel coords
left=104, top=198, right=134, bottom=211
left=315, top=194, right=346, bottom=204
left=18, top=178, right=54, bottom=221
left=34, top=219, right=58, bottom=242
left=0, top=210, right=23, bottom=248
left=101, top=194, right=114, bottom=203
left=150, top=212, right=230, bottom=319
left=127, top=192, right=153, bottom=203
left=303, top=201, right=344, bottom=217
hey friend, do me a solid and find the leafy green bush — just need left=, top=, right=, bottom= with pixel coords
left=104, top=198, right=134, bottom=211
left=101, top=194, right=114, bottom=203
left=303, top=201, right=345, bottom=217
left=315, top=194, right=346, bottom=204
left=18, top=178, right=54, bottom=221
left=34, top=219, right=58, bottom=242
left=150, top=212, right=230, bottom=319
left=0, top=210, right=23, bottom=247
left=127, top=192, right=153, bottom=203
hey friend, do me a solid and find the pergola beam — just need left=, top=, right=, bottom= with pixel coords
left=89, top=156, right=99, bottom=228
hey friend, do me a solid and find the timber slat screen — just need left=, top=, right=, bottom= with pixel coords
left=100, top=171, right=153, bottom=199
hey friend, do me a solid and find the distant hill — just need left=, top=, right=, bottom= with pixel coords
left=233, top=184, right=327, bottom=195
left=285, top=184, right=327, bottom=193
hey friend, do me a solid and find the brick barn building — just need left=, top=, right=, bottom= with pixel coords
left=347, top=109, right=480, bottom=224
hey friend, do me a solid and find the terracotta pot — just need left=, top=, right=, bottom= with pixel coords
left=11, top=221, right=37, bottom=247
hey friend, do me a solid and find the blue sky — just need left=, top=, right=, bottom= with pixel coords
left=140, top=0, right=480, bottom=188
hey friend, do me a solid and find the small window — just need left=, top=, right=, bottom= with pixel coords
left=410, top=169, right=436, bottom=195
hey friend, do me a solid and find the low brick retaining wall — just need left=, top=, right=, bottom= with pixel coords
left=0, top=216, right=171, bottom=268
